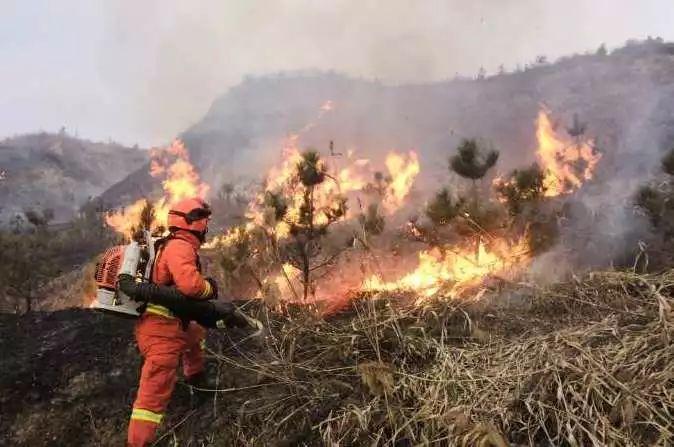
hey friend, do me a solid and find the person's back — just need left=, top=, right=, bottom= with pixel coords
left=152, top=230, right=213, bottom=298
left=127, top=198, right=215, bottom=447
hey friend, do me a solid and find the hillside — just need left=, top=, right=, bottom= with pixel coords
left=0, top=271, right=671, bottom=446
left=102, top=40, right=674, bottom=240
left=0, top=132, right=147, bottom=225
left=88, top=40, right=674, bottom=276
left=178, top=39, right=674, bottom=190
left=3, top=39, right=674, bottom=446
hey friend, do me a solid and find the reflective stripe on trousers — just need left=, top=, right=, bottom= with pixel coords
left=130, top=408, right=163, bottom=424
left=127, top=315, right=205, bottom=447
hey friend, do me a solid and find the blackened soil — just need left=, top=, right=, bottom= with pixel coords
left=0, top=309, right=139, bottom=446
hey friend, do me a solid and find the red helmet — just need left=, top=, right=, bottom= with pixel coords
left=167, top=197, right=211, bottom=235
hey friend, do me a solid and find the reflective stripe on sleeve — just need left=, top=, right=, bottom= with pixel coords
left=144, top=304, right=175, bottom=319
left=131, top=408, right=163, bottom=424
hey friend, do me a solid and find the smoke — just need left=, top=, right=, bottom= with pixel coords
left=530, top=69, right=674, bottom=279
left=4, top=0, right=674, bottom=278
left=97, top=0, right=673, bottom=146
left=94, top=0, right=674, bottom=277
left=2, top=0, right=673, bottom=145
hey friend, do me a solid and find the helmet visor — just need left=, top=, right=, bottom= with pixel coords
left=168, top=203, right=211, bottom=224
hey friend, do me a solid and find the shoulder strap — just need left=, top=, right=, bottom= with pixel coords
left=149, top=233, right=175, bottom=284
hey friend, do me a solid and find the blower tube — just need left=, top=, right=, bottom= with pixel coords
left=117, top=274, right=251, bottom=329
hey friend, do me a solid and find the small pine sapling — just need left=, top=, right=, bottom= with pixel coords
left=494, top=164, right=546, bottom=216
left=277, top=150, right=348, bottom=301
left=635, top=147, right=674, bottom=239
left=449, top=139, right=500, bottom=259
left=426, top=188, right=464, bottom=226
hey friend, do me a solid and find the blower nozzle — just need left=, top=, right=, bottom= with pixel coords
left=117, top=274, right=260, bottom=330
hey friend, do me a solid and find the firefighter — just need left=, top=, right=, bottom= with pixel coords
left=127, top=197, right=216, bottom=447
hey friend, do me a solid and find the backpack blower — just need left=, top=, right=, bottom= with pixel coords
left=92, top=231, right=261, bottom=331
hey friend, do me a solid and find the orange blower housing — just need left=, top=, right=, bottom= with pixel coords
left=92, top=237, right=154, bottom=317
left=95, top=245, right=124, bottom=290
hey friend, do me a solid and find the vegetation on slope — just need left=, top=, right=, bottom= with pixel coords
left=0, top=270, right=671, bottom=446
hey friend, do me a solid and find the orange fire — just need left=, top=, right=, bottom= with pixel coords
left=382, top=151, right=420, bottom=212
left=209, top=102, right=562, bottom=305
left=536, top=108, right=601, bottom=197
left=363, top=238, right=530, bottom=298
left=104, top=199, right=152, bottom=241
left=106, top=139, right=209, bottom=238
left=245, top=134, right=420, bottom=238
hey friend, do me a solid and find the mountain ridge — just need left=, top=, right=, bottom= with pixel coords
left=107, top=39, right=674, bottom=207
left=0, top=132, right=147, bottom=225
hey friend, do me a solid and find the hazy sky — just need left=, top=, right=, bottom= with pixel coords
left=2, top=0, right=674, bottom=147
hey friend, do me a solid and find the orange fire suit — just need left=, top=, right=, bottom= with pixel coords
left=127, top=230, right=215, bottom=447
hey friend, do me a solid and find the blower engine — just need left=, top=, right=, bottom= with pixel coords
left=91, top=232, right=262, bottom=331
left=92, top=231, right=158, bottom=317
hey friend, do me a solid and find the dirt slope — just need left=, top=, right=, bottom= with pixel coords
left=0, top=308, right=255, bottom=447
left=0, top=310, right=137, bottom=446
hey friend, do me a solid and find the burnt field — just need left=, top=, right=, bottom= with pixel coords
left=0, top=270, right=671, bottom=446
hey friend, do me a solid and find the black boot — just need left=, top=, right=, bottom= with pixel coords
left=185, top=371, right=216, bottom=389
left=185, top=371, right=218, bottom=408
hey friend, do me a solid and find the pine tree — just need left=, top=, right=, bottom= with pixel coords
left=635, top=147, right=674, bottom=239
left=566, top=113, right=587, bottom=138
left=448, top=139, right=500, bottom=259
left=450, top=139, right=499, bottom=182
left=661, top=148, right=674, bottom=176
left=359, top=203, right=385, bottom=236
left=426, top=188, right=463, bottom=226
left=269, top=150, right=347, bottom=301
left=494, top=164, right=557, bottom=253
left=476, top=66, right=486, bottom=80
left=494, top=164, right=546, bottom=216
left=450, top=139, right=499, bottom=207
left=23, top=208, right=54, bottom=229
left=596, top=43, right=608, bottom=56
left=218, top=182, right=235, bottom=203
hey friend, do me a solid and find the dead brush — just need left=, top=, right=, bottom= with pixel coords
left=204, top=270, right=673, bottom=446
left=357, top=361, right=394, bottom=396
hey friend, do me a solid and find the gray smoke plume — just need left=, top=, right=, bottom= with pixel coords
left=2, top=1, right=674, bottom=145
left=530, top=52, right=674, bottom=279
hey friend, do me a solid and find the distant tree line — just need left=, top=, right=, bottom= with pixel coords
left=0, top=199, right=116, bottom=314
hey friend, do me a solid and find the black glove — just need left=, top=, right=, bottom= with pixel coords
left=117, top=274, right=146, bottom=302
left=213, top=301, right=250, bottom=328
left=205, top=277, right=218, bottom=300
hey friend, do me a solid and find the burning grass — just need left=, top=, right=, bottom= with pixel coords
left=195, top=270, right=673, bottom=446
left=93, top=103, right=672, bottom=444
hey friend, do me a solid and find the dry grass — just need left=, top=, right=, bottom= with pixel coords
left=34, top=261, right=97, bottom=311
left=201, top=270, right=673, bottom=446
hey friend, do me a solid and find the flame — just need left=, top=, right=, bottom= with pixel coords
left=244, top=134, right=420, bottom=239
left=207, top=133, right=422, bottom=304
left=363, top=238, right=530, bottom=298
left=382, top=151, right=420, bottom=212
left=104, top=199, right=151, bottom=239
left=536, top=109, right=601, bottom=197
left=105, top=139, right=209, bottom=238
left=207, top=100, right=551, bottom=307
